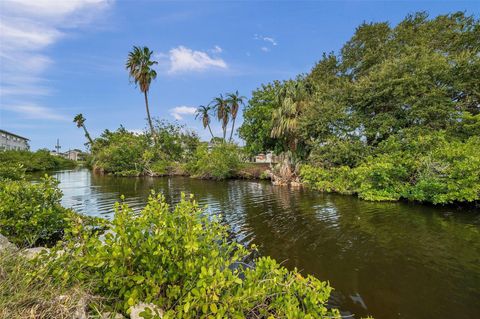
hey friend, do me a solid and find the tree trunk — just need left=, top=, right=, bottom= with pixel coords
left=207, top=124, right=215, bottom=140
left=82, top=125, right=94, bottom=145
left=229, top=117, right=236, bottom=142
left=144, top=91, right=155, bottom=138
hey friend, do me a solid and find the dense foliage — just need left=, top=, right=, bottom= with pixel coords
left=239, top=81, right=285, bottom=155
left=33, top=193, right=340, bottom=318
left=301, top=131, right=480, bottom=203
left=92, top=122, right=200, bottom=177
left=188, top=143, right=243, bottom=180
left=0, top=149, right=76, bottom=172
left=90, top=121, right=251, bottom=180
left=0, top=175, right=70, bottom=247
left=0, top=163, right=26, bottom=181
left=239, top=11, right=480, bottom=204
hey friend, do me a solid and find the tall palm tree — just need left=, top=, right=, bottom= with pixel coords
left=210, top=94, right=230, bottom=142
left=126, top=46, right=158, bottom=137
left=226, top=90, right=246, bottom=142
left=195, top=105, right=215, bottom=140
left=73, top=113, right=94, bottom=145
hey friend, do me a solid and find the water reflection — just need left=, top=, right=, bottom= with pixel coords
left=36, top=169, right=480, bottom=319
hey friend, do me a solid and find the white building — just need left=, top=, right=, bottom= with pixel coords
left=64, top=149, right=82, bottom=161
left=0, top=129, right=30, bottom=151
left=254, top=152, right=278, bottom=163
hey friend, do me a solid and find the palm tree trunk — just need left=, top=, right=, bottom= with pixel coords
left=207, top=124, right=215, bottom=140
left=144, top=91, right=155, bottom=137
left=82, top=125, right=94, bottom=145
left=229, top=117, right=236, bottom=142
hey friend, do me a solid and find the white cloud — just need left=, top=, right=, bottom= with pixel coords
left=170, top=106, right=197, bottom=120
left=254, top=34, right=277, bottom=45
left=167, top=46, right=227, bottom=74
left=0, top=0, right=112, bottom=114
left=1, top=103, right=69, bottom=121
left=254, top=34, right=278, bottom=52
left=262, top=37, right=277, bottom=46
left=211, top=45, right=223, bottom=53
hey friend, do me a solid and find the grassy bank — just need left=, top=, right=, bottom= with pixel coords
left=0, top=249, right=101, bottom=319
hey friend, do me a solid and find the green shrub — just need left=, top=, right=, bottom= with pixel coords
left=0, top=176, right=70, bottom=247
left=300, top=165, right=356, bottom=194
left=308, top=137, right=369, bottom=168
left=0, top=150, right=76, bottom=172
left=0, top=163, right=26, bottom=181
left=149, top=159, right=172, bottom=176
left=34, top=193, right=340, bottom=318
left=301, top=132, right=480, bottom=204
left=188, top=143, right=243, bottom=180
left=354, top=155, right=411, bottom=201
left=92, top=124, right=200, bottom=177
left=408, top=136, right=480, bottom=203
left=93, top=128, right=149, bottom=175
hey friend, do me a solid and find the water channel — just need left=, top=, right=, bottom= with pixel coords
left=35, top=168, right=480, bottom=319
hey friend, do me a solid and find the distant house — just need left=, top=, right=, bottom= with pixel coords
left=64, top=149, right=83, bottom=161
left=254, top=152, right=278, bottom=164
left=0, top=129, right=30, bottom=151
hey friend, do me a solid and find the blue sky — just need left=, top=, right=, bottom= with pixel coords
left=1, top=0, right=478, bottom=151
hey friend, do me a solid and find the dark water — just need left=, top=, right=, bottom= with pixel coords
left=36, top=169, right=480, bottom=319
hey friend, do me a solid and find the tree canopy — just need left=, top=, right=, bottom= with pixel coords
left=239, top=11, right=480, bottom=203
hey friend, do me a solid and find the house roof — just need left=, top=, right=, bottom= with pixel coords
left=0, top=129, right=30, bottom=141
left=65, top=149, right=82, bottom=154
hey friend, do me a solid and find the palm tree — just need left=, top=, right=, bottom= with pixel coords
left=73, top=113, right=94, bottom=145
left=210, top=94, right=230, bottom=142
left=226, top=91, right=246, bottom=142
left=271, top=80, right=309, bottom=152
left=126, top=46, right=158, bottom=137
left=195, top=105, right=215, bottom=140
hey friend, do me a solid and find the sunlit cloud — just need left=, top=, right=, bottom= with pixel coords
left=1, top=103, right=70, bottom=121
left=210, top=45, right=223, bottom=53
left=254, top=34, right=278, bottom=52
left=164, top=46, right=228, bottom=74
left=254, top=34, right=278, bottom=45
left=170, top=105, right=197, bottom=120
left=0, top=0, right=113, bottom=115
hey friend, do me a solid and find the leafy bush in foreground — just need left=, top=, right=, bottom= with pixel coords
left=0, top=176, right=70, bottom=247
left=0, top=163, right=26, bottom=181
left=34, top=193, right=340, bottom=318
